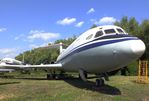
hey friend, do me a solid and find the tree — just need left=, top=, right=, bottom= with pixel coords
left=114, top=16, right=141, bottom=37
left=140, top=20, right=149, bottom=58
left=115, top=16, right=129, bottom=33
left=128, top=17, right=140, bottom=37
left=90, top=24, right=97, bottom=29
left=54, top=35, right=76, bottom=46
left=16, top=36, right=76, bottom=65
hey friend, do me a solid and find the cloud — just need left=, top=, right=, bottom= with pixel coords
left=91, top=17, right=117, bottom=25
left=0, top=28, right=7, bottom=32
left=87, top=8, right=95, bottom=14
left=14, top=34, right=25, bottom=40
left=0, top=48, right=17, bottom=58
left=75, top=21, right=84, bottom=27
left=27, top=30, right=60, bottom=41
left=99, top=17, right=116, bottom=25
left=57, top=17, right=76, bottom=25
left=0, top=48, right=16, bottom=54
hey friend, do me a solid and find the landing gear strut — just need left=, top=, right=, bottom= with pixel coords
left=95, top=73, right=109, bottom=87
left=79, top=69, right=88, bottom=81
left=78, top=69, right=107, bottom=87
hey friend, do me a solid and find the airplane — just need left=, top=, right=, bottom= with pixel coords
left=0, top=25, right=146, bottom=86
left=0, top=58, right=25, bottom=72
left=0, top=58, right=24, bottom=65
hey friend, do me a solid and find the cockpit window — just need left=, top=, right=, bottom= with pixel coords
left=104, top=29, right=116, bottom=34
left=116, top=28, right=125, bottom=34
left=86, top=34, right=93, bottom=40
left=94, top=31, right=103, bottom=38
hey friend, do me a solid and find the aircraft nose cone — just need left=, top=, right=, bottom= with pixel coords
left=131, top=40, right=146, bottom=57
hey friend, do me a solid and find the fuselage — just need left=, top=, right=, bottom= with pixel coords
left=56, top=25, right=145, bottom=73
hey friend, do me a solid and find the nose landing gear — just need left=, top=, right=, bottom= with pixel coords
left=79, top=69, right=88, bottom=81
left=95, top=78, right=105, bottom=87
left=95, top=73, right=109, bottom=87
left=79, top=69, right=108, bottom=87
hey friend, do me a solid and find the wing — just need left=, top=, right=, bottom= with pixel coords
left=0, top=63, right=63, bottom=70
left=0, top=69, right=15, bottom=72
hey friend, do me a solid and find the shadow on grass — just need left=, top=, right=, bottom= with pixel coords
left=64, top=78, right=121, bottom=95
left=14, top=76, right=97, bottom=81
left=0, top=82, right=20, bottom=85
left=14, top=77, right=48, bottom=80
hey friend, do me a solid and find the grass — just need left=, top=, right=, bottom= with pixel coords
left=0, top=75, right=149, bottom=101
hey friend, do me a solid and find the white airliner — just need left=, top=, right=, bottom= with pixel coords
left=0, top=25, right=145, bottom=85
left=0, top=58, right=23, bottom=65
left=0, top=58, right=24, bottom=72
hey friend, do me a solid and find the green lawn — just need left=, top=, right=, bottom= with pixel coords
left=0, top=76, right=149, bottom=101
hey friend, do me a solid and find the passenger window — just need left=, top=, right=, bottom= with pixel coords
left=94, top=31, right=103, bottom=38
left=116, top=28, right=125, bottom=34
left=86, top=34, right=93, bottom=40
left=104, top=29, right=116, bottom=34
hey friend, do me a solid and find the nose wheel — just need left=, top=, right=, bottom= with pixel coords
left=96, top=78, right=105, bottom=87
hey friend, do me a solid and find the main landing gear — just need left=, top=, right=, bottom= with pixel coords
left=79, top=69, right=108, bottom=87
left=47, top=73, right=56, bottom=79
left=46, top=71, right=66, bottom=80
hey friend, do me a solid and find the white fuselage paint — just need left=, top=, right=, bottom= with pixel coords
left=56, top=25, right=145, bottom=73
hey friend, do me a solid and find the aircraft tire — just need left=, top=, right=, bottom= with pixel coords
left=47, top=74, right=55, bottom=80
left=96, top=79, right=104, bottom=87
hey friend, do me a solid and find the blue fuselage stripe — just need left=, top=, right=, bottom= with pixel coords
left=57, top=37, right=139, bottom=63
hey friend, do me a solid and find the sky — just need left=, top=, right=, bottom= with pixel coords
left=0, top=0, right=148, bottom=58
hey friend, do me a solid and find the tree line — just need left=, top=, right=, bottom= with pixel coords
left=15, top=36, right=76, bottom=64
left=15, top=16, right=149, bottom=65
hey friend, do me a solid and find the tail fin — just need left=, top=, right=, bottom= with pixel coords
left=59, top=42, right=66, bottom=54
left=41, top=43, right=67, bottom=54
left=59, top=42, right=63, bottom=54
